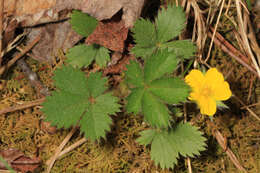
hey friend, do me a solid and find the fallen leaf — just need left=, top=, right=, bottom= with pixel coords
left=86, top=13, right=128, bottom=52
left=82, top=0, right=145, bottom=27
left=4, top=0, right=144, bottom=28
left=0, top=148, right=41, bottom=173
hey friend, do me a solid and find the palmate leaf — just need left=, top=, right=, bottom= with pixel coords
left=131, top=5, right=193, bottom=59
left=137, top=123, right=207, bottom=169
left=41, top=66, right=120, bottom=141
left=70, top=10, right=98, bottom=37
left=125, top=49, right=189, bottom=128
left=66, top=44, right=110, bottom=68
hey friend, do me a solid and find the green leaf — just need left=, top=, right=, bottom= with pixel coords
left=80, top=93, right=120, bottom=141
left=53, top=65, right=89, bottom=95
left=136, top=129, right=157, bottom=145
left=86, top=72, right=107, bottom=98
left=144, top=49, right=179, bottom=83
left=148, top=78, right=190, bottom=104
left=66, top=45, right=94, bottom=68
left=70, top=10, right=98, bottom=37
left=150, top=131, right=178, bottom=169
left=164, top=40, right=196, bottom=59
left=131, top=18, right=157, bottom=57
left=216, top=100, right=229, bottom=109
left=41, top=66, right=120, bottom=141
left=131, top=5, right=193, bottom=60
left=125, top=60, right=144, bottom=88
left=126, top=88, right=145, bottom=114
left=138, top=123, right=207, bottom=169
left=66, top=44, right=110, bottom=68
left=41, top=91, right=88, bottom=129
left=169, top=123, right=207, bottom=157
left=142, top=91, right=170, bottom=128
left=156, top=6, right=186, bottom=43
left=95, top=46, right=110, bottom=67
left=42, top=66, right=89, bottom=128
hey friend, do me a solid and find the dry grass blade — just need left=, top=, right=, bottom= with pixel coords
left=235, top=0, right=260, bottom=78
left=188, top=0, right=207, bottom=58
left=207, top=30, right=259, bottom=78
left=204, top=0, right=225, bottom=64
left=0, top=0, right=3, bottom=65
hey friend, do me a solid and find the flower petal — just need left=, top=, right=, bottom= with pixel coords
left=212, top=81, right=232, bottom=100
left=205, top=68, right=224, bottom=86
left=185, top=69, right=205, bottom=91
left=198, top=96, right=216, bottom=116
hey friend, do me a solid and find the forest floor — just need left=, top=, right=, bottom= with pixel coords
left=0, top=0, right=260, bottom=173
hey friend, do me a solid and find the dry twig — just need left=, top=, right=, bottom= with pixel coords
left=0, top=34, right=40, bottom=76
left=234, top=95, right=260, bottom=121
left=0, top=98, right=45, bottom=115
left=208, top=120, right=247, bottom=172
left=46, top=126, right=78, bottom=173
left=57, top=138, right=87, bottom=159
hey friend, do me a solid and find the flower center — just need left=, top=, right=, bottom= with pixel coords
left=200, top=86, right=212, bottom=97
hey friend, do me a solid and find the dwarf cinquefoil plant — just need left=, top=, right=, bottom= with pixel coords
left=41, top=4, right=207, bottom=171
left=124, top=5, right=206, bottom=169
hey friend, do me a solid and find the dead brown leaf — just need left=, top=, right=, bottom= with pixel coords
left=86, top=13, right=128, bottom=52
left=4, top=0, right=144, bottom=28
left=0, top=148, right=41, bottom=173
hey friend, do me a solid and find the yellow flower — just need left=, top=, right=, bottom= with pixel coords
left=185, top=68, right=232, bottom=116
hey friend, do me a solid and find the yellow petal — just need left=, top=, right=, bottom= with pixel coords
left=212, top=81, right=232, bottom=100
left=198, top=96, right=216, bottom=116
left=185, top=69, right=205, bottom=91
left=205, top=68, right=224, bottom=85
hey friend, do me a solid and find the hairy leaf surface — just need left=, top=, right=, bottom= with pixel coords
left=165, top=40, right=196, bottom=59
left=144, top=49, right=179, bottom=83
left=142, top=91, right=170, bottom=128
left=131, top=19, right=157, bottom=58
left=126, top=88, right=145, bottom=114
left=125, top=61, right=144, bottom=88
left=156, top=6, right=186, bottom=43
left=148, top=78, right=190, bottom=104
